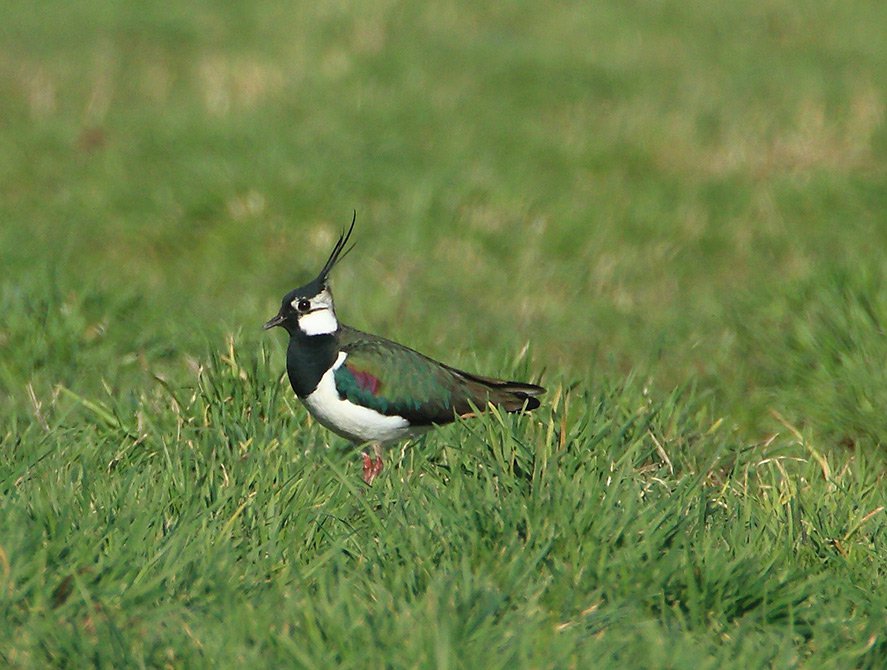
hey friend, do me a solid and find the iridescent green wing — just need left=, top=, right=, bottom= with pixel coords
left=334, top=327, right=473, bottom=425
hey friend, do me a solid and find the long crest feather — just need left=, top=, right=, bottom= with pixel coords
left=317, top=211, right=357, bottom=284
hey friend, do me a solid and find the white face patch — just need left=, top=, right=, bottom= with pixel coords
left=293, top=288, right=339, bottom=336
left=299, top=308, right=338, bottom=335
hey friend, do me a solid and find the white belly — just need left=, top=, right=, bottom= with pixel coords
left=302, top=352, right=414, bottom=444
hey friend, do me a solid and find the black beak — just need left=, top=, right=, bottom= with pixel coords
left=263, top=313, right=286, bottom=330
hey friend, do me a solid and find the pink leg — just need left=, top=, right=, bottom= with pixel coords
left=362, top=445, right=384, bottom=485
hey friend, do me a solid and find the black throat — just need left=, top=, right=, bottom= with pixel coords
left=285, top=330, right=339, bottom=398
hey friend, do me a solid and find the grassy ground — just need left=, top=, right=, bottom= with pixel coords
left=1, top=1, right=885, bottom=667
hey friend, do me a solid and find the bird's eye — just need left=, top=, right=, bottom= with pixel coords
left=297, top=299, right=311, bottom=313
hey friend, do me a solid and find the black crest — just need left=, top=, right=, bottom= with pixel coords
left=316, top=210, right=357, bottom=286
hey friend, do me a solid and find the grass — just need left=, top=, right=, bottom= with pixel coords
left=1, top=1, right=885, bottom=667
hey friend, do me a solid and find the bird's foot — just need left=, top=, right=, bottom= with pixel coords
left=362, top=451, right=384, bottom=485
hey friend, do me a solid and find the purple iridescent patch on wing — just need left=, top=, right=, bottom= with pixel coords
left=348, top=366, right=382, bottom=395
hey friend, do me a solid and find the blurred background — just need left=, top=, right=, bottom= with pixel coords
left=1, top=1, right=885, bottom=444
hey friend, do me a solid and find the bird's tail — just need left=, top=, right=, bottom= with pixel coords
left=491, top=380, right=545, bottom=411
left=449, top=367, right=545, bottom=413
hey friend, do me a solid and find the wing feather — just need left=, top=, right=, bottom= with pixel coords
left=334, top=326, right=543, bottom=425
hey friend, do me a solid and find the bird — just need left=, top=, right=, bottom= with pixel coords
left=263, top=213, right=545, bottom=484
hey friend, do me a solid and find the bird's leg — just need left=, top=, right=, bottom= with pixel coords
left=362, top=443, right=384, bottom=485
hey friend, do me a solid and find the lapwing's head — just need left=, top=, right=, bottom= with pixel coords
left=263, top=212, right=356, bottom=337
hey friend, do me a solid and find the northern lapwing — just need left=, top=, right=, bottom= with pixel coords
left=263, top=213, right=545, bottom=483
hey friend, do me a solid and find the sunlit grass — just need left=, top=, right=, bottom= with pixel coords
left=1, top=0, right=885, bottom=667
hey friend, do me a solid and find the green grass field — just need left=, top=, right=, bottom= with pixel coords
left=2, top=2, right=885, bottom=667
